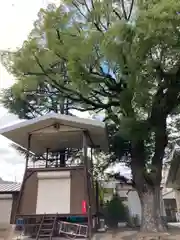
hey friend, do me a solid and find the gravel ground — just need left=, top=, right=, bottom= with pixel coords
left=4, top=227, right=180, bottom=240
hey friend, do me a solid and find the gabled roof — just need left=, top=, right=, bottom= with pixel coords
left=0, top=113, right=109, bottom=154
left=0, top=182, right=21, bottom=193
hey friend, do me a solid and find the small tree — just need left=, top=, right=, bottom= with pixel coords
left=104, top=194, right=128, bottom=228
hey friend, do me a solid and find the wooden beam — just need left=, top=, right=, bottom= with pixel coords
left=25, top=134, right=32, bottom=168
left=95, top=180, right=100, bottom=228
left=83, top=131, right=92, bottom=240
left=45, top=148, right=49, bottom=168
left=15, top=134, right=32, bottom=223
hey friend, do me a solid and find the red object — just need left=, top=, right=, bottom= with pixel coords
left=82, top=200, right=87, bottom=214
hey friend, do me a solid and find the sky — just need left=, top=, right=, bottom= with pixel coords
left=0, top=0, right=58, bottom=182
left=0, top=0, right=131, bottom=182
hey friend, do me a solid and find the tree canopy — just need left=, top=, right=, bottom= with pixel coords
left=1, top=0, right=180, bottom=232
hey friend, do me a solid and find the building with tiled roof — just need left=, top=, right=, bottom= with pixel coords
left=0, top=177, right=21, bottom=192
left=0, top=182, right=21, bottom=192
left=0, top=177, right=21, bottom=225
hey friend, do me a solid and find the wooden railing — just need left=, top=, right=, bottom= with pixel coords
left=27, top=158, right=83, bottom=169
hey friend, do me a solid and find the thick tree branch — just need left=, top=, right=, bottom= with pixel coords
left=121, top=0, right=128, bottom=20
left=113, top=8, right=122, bottom=20
left=70, top=106, right=102, bottom=112
left=131, top=140, right=147, bottom=191
left=32, top=54, right=120, bottom=111
left=147, top=64, right=180, bottom=184
left=127, top=0, right=134, bottom=20
left=105, top=107, right=121, bottom=125
left=151, top=119, right=167, bottom=184
left=150, top=69, right=180, bottom=124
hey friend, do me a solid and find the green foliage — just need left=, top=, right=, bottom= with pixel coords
left=103, top=194, right=128, bottom=227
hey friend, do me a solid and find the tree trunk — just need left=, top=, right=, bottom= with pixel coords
left=138, top=186, right=167, bottom=232
left=131, top=139, right=167, bottom=233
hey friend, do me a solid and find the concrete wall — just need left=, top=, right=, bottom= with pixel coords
left=175, top=190, right=180, bottom=210
left=0, top=224, right=16, bottom=239
left=127, top=191, right=141, bottom=221
left=0, top=194, right=13, bottom=225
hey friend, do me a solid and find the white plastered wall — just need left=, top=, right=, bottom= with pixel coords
left=0, top=194, right=13, bottom=224
left=36, top=171, right=71, bottom=214
left=127, top=191, right=141, bottom=221
left=175, top=190, right=180, bottom=210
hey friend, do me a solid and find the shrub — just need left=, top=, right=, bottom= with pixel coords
left=103, top=194, right=129, bottom=228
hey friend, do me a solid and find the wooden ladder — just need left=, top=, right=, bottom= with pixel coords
left=36, top=214, right=57, bottom=240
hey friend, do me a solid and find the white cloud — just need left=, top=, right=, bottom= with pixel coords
left=0, top=113, right=25, bottom=182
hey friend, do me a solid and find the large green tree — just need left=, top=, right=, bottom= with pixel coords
left=1, top=0, right=180, bottom=232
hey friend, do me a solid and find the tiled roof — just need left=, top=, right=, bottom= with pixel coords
left=0, top=182, right=21, bottom=192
